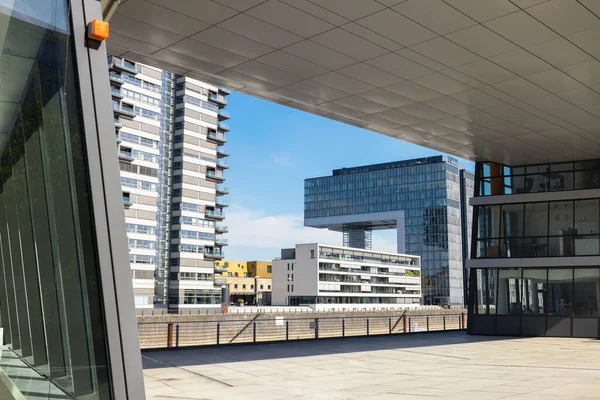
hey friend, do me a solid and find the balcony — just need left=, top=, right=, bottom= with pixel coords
left=209, top=93, right=227, bottom=107
left=109, top=56, right=138, bottom=74
left=123, top=196, right=133, bottom=208
left=218, top=122, right=230, bottom=131
left=214, top=278, right=228, bottom=286
left=119, top=150, right=135, bottom=162
left=114, top=118, right=123, bottom=129
left=109, top=73, right=124, bottom=85
left=113, top=103, right=136, bottom=118
left=207, top=131, right=226, bottom=144
left=116, top=134, right=122, bottom=144
left=216, top=199, right=229, bottom=208
left=218, top=87, right=231, bottom=95
left=217, top=160, right=229, bottom=169
left=214, top=265, right=228, bottom=273
left=217, top=148, right=229, bottom=158
left=216, top=238, right=228, bottom=246
left=216, top=185, right=229, bottom=195
left=205, top=209, right=225, bottom=220
left=218, top=110, right=230, bottom=120
left=204, top=249, right=224, bottom=259
left=111, top=87, right=123, bottom=98
left=215, top=225, right=228, bottom=233
left=206, top=170, right=226, bottom=182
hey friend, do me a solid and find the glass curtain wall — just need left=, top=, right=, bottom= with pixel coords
left=475, top=199, right=600, bottom=258
left=0, top=0, right=112, bottom=398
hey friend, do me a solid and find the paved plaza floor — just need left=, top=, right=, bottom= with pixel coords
left=143, top=331, right=600, bottom=399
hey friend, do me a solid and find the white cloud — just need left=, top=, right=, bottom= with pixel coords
left=268, top=152, right=295, bottom=168
left=224, top=207, right=399, bottom=259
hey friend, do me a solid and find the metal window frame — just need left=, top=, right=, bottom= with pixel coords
left=70, top=0, right=145, bottom=398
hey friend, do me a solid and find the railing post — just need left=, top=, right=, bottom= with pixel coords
left=175, top=324, right=180, bottom=348
left=459, top=315, right=461, bottom=329
left=253, top=322, right=257, bottom=343
left=286, top=321, right=289, bottom=341
left=409, top=318, right=412, bottom=333
left=342, top=319, right=345, bottom=337
left=426, top=316, right=429, bottom=332
left=315, top=318, right=319, bottom=339
left=403, top=316, right=407, bottom=333
left=167, top=321, right=174, bottom=348
left=389, top=317, right=392, bottom=334
left=366, top=318, right=370, bottom=336
left=462, top=312, right=466, bottom=329
left=443, top=315, right=446, bottom=331
left=217, top=323, right=220, bottom=345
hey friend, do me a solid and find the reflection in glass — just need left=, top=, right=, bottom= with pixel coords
left=521, top=269, right=546, bottom=315
left=547, top=269, right=573, bottom=316
left=524, top=203, right=548, bottom=237
left=498, top=269, right=522, bottom=315
left=574, top=268, right=599, bottom=316
left=0, top=0, right=111, bottom=398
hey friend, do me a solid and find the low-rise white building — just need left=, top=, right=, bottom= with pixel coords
left=272, top=244, right=421, bottom=310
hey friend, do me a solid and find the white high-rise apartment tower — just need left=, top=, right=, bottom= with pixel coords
left=108, top=56, right=230, bottom=312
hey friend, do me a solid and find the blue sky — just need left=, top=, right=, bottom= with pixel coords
left=223, top=92, right=474, bottom=261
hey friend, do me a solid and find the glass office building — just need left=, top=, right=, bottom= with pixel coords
left=305, top=156, right=473, bottom=306
left=0, top=0, right=144, bottom=398
left=468, top=160, right=600, bottom=338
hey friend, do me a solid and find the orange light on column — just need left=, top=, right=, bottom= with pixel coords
left=88, top=19, right=109, bottom=41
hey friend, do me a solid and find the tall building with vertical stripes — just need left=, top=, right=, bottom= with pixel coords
left=108, top=56, right=230, bottom=312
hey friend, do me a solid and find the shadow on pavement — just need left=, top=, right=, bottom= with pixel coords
left=142, top=331, right=516, bottom=369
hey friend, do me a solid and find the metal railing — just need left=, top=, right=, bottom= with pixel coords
left=138, top=313, right=467, bottom=349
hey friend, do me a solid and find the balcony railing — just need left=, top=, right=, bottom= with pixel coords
left=216, top=238, right=228, bottom=245
left=218, top=87, right=231, bottom=95
left=109, top=73, right=123, bottom=84
left=207, top=131, right=226, bottom=143
left=206, top=209, right=225, bottom=218
left=217, top=148, right=229, bottom=157
left=119, top=151, right=134, bottom=161
left=206, top=170, right=225, bottom=181
left=113, top=104, right=136, bottom=118
left=123, top=196, right=133, bottom=207
left=114, top=118, right=123, bottom=128
left=218, top=110, right=230, bottom=120
left=218, top=122, right=230, bottom=131
left=209, top=93, right=227, bottom=106
left=109, top=56, right=138, bottom=73
left=215, top=225, right=228, bottom=233
left=204, top=249, right=224, bottom=258
left=111, top=88, right=123, bottom=98
left=217, top=160, right=229, bottom=169
left=216, top=185, right=229, bottom=194
left=216, top=199, right=229, bottom=207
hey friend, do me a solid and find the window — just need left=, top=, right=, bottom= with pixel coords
left=267, top=265, right=272, bottom=273
left=287, top=263, right=289, bottom=271
left=260, top=285, right=264, bottom=290
left=250, top=285, right=254, bottom=289
left=268, top=285, right=271, bottom=290
left=574, top=268, right=599, bottom=316
left=497, top=269, right=522, bottom=315
left=310, top=250, right=315, bottom=258
left=291, top=285, right=294, bottom=292
left=547, top=269, right=573, bottom=316
left=522, top=269, right=545, bottom=315
left=287, top=284, right=290, bottom=292
left=234, top=272, right=238, bottom=277
left=291, top=274, right=294, bottom=281
left=234, top=284, right=238, bottom=289
left=292, top=264, right=294, bottom=271
left=242, top=284, right=246, bottom=289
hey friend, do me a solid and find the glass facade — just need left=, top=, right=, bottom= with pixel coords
left=470, top=267, right=600, bottom=336
left=475, top=199, right=600, bottom=258
left=475, top=160, right=600, bottom=196
left=305, top=156, right=473, bottom=306
left=0, top=0, right=140, bottom=397
left=469, top=159, right=600, bottom=338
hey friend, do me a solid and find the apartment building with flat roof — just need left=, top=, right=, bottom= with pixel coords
left=272, top=244, right=421, bottom=310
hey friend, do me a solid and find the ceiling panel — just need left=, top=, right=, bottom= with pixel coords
left=246, top=0, right=334, bottom=37
left=410, top=37, right=481, bottom=67
left=356, top=10, right=438, bottom=47
left=443, top=0, right=519, bottom=22
left=393, top=0, right=476, bottom=35
left=109, top=1, right=600, bottom=164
